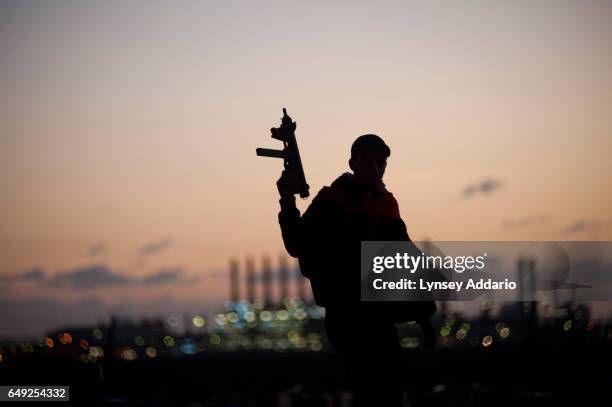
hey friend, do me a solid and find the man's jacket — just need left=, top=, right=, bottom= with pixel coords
left=278, top=172, right=436, bottom=321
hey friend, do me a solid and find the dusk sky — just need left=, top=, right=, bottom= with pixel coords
left=1, top=1, right=611, bottom=338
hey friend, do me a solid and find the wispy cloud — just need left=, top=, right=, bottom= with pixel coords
left=461, top=178, right=503, bottom=199
left=138, top=237, right=174, bottom=256
left=563, top=219, right=612, bottom=235
left=142, top=268, right=198, bottom=285
left=2, top=264, right=196, bottom=289
left=0, top=267, right=45, bottom=282
left=88, top=241, right=106, bottom=257
left=48, top=264, right=134, bottom=288
left=503, top=214, right=551, bottom=229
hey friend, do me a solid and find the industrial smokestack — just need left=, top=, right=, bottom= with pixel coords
left=518, top=257, right=536, bottom=303
left=246, top=257, right=256, bottom=304
left=262, top=255, right=273, bottom=308
left=296, top=261, right=307, bottom=302
left=229, top=258, right=239, bottom=303
left=278, top=255, right=289, bottom=303
left=518, top=257, right=537, bottom=343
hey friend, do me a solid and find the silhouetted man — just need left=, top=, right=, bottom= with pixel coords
left=276, top=134, right=435, bottom=407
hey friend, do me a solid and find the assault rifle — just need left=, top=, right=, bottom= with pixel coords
left=256, top=108, right=310, bottom=198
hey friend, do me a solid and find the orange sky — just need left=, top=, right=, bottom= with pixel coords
left=1, top=1, right=611, bottom=320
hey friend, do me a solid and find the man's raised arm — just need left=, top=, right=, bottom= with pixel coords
left=278, top=194, right=302, bottom=258
left=276, top=170, right=329, bottom=259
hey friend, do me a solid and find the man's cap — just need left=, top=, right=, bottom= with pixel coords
left=351, top=134, right=390, bottom=159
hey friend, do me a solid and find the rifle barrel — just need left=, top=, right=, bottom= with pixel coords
left=256, top=148, right=286, bottom=159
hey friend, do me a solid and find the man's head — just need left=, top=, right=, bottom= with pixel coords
left=349, top=134, right=390, bottom=190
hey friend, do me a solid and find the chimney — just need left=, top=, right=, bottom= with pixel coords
left=262, top=255, right=273, bottom=308
left=296, top=261, right=307, bottom=302
left=518, top=257, right=537, bottom=343
left=278, top=255, right=289, bottom=303
left=246, top=257, right=256, bottom=304
left=229, top=258, right=239, bottom=303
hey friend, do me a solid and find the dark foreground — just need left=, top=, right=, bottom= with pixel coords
left=1, top=343, right=611, bottom=407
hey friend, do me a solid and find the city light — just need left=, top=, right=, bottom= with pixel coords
left=44, top=336, right=54, bottom=348
left=146, top=347, right=158, bottom=358
left=192, top=315, right=205, bottom=328
left=482, top=336, right=493, bottom=347
left=92, top=329, right=103, bottom=340
left=163, top=336, right=175, bottom=347
left=59, top=332, right=72, bottom=345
